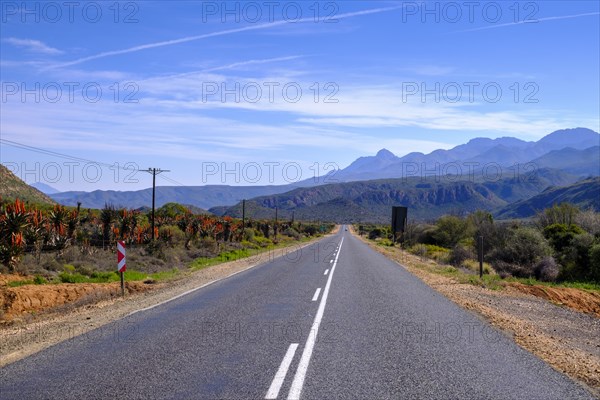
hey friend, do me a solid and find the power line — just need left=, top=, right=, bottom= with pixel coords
left=2, top=138, right=192, bottom=186
left=2, top=140, right=191, bottom=228
left=157, top=174, right=187, bottom=187
left=1, top=138, right=141, bottom=172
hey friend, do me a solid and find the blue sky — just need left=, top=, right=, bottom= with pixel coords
left=1, top=1, right=599, bottom=191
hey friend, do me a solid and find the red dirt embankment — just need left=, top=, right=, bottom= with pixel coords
left=506, top=282, right=600, bottom=318
left=0, top=275, right=150, bottom=321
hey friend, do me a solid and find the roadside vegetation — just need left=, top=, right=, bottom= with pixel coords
left=357, top=203, right=600, bottom=291
left=0, top=198, right=334, bottom=285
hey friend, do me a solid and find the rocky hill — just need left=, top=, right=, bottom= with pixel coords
left=0, top=165, right=55, bottom=205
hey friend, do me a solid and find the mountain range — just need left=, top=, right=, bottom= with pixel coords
left=47, top=128, right=599, bottom=209
left=322, top=127, right=599, bottom=183
left=210, top=170, right=597, bottom=223
left=49, top=185, right=301, bottom=211
left=19, top=127, right=598, bottom=221
left=495, top=177, right=600, bottom=220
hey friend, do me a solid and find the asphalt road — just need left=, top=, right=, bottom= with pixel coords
left=0, top=228, right=595, bottom=399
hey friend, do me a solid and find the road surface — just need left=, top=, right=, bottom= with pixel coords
left=0, top=227, right=595, bottom=399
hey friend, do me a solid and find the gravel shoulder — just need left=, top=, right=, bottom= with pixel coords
left=352, top=229, right=600, bottom=397
left=0, top=234, right=332, bottom=368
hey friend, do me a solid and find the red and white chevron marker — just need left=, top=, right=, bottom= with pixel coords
left=117, top=241, right=126, bottom=272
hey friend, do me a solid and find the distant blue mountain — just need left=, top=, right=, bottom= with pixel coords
left=49, top=127, right=599, bottom=211
left=529, top=146, right=600, bottom=176
left=326, top=127, right=599, bottom=183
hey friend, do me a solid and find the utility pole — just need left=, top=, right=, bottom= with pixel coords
left=274, top=206, right=278, bottom=240
left=242, top=199, right=246, bottom=229
left=144, top=168, right=170, bottom=241
left=479, top=235, right=484, bottom=278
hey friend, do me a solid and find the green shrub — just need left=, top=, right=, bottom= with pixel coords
left=241, top=240, right=259, bottom=249
left=254, top=236, right=273, bottom=247
left=589, top=244, right=600, bottom=282
left=559, top=233, right=596, bottom=281
left=423, top=244, right=450, bottom=262
left=159, top=225, right=184, bottom=245
left=368, top=228, right=383, bottom=240
left=409, top=244, right=428, bottom=257
left=424, top=244, right=448, bottom=253
left=145, top=240, right=166, bottom=258
left=303, top=225, right=317, bottom=236
left=58, top=272, right=89, bottom=283
left=283, top=227, right=301, bottom=240
left=217, top=249, right=250, bottom=262
left=90, top=271, right=119, bottom=282
left=449, top=244, right=474, bottom=267
left=543, top=223, right=583, bottom=252
left=462, top=259, right=495, bottom=275
left=243, top=228, right=255, bottom=242
left=63, top=264, right=76, bottom=272
left=489, top=227, right=552, bottom=278
left=441, top=266, right=458, bottom=274
left=8, top=279, right=35, bottom=287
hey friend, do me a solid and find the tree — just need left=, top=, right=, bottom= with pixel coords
left=536, top=203, right=580, bottom=229
left=543, top=223, right=583, bottom=253
left=467, top=210, right=496, bottom=256
left=432, top=215, right=471, bottom=248
left=100, top=203, right=116, bottom=248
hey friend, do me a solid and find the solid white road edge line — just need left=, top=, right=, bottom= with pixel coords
left=265, top=343, right=299, bottom=399
left=311, top=288, right=322, bottom=302
left=287, top=237, right=344, bottom=400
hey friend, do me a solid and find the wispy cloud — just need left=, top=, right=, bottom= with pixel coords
left=45, top=6, right=402, bottom=70
left=454, top=12, right=600, bottom=33
left=3, top=38, right=63, bottom=55
left=0, top=59, right=51, bottom=69
left=135, top=55, right=305, bottom=87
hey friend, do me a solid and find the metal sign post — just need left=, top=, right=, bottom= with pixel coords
left=391, top=206, right=408, bottom=245
left=478, top=236, right=484, bottom=278
left=117, top=241, right=126, bottom=296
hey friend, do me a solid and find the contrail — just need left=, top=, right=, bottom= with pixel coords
left=46, top=6, right=402, bottom=70
left=454, top=12, right=600, bottom=33
left=139, top=55, right=306, bottom=82
left=202, top=55, right=305, bottom=73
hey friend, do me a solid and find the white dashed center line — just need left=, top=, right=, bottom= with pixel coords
left=265, top=343, right=299, bottom=399
left=311, top=287, right=322, bottom=302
